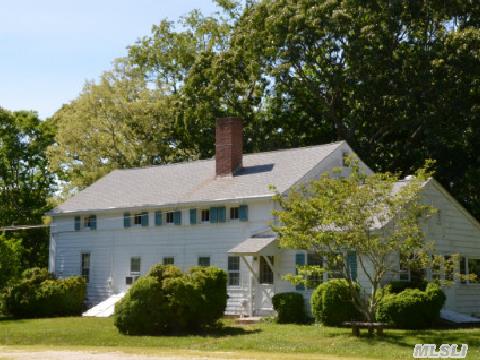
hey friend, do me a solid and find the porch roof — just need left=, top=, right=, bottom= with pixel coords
left=228, top=237, right=278, bottom=255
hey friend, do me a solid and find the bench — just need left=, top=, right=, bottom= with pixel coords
left=342, top=321, right=386, bottom=336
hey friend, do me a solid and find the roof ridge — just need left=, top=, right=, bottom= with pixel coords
left=111, top=141, right=345, bottom=173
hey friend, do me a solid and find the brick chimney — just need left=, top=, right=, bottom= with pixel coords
left=216, top=117, right=243, bottom=177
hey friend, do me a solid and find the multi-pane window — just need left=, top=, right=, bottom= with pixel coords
left=228, top=256, right=240, bottom=286
left=468, top=258, right=480, bottom=283
left=198, top=256, right=210, bottom=267
left=130, top=257, right=141, bottom=274
left=230, top=207, right=239, bottom=220
left=81, top=252, right=90, bottom=283
left=201, top=209, right=210, bottom=223
left=166, top=212, right=175, bottom=224
left=163, top=257, right=175, bottom=265
left=259, top=256, right=274, bottom=284
left=307, top=253, right=323, bottom=289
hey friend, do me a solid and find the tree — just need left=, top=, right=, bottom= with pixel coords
left=0, top=107, right=55, bottom=269
left=272, top=158, right=438, bottom=321
left=0, top=235, right=21, bottom=290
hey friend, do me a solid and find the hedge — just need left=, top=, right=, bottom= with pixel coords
left=376, top=282, right=446, bottom=329
left=272, top=292, right=306, bottom=324
left=311, top=279, right=360, bottom=326
left=3, top=267, right=86, bottom=318
left=114, top=264, right=227, bottom=335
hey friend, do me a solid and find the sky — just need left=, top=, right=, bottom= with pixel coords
left=0, top=0, right=219, bottom=119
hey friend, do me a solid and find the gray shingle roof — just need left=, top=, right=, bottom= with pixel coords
left=52, top=142, right=343, bottom=214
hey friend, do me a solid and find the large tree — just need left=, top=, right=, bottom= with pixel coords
left=0, top=107, right=55, bottom=269
left=272, top=159, right=438, bottom=321
left=49, top=0, right=480, bottom=222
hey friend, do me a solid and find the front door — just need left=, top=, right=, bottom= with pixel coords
left=254, top=256, right=275, bottom=315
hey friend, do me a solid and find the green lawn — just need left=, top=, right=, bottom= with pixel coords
left=0, top=317, right=478, bottom=360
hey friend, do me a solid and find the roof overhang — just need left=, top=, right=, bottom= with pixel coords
left=228, top=237, right=278, bottom=256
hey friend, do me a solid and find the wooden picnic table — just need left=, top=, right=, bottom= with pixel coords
left=342, top=321, right=386, bottom=336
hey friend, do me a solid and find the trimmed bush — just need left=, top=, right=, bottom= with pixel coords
left=311, top=279, right=360, bottom=326
left=385, top=280, right=427, bottom=294
left=376, top=282, right=445, bottom=329
left=272, top=292, right=306, bottom=324
left=3, top=267, right=86, bottom=318
left=114, top=264, right=227, bottom=335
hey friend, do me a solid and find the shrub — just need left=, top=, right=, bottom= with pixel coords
left=385, top=280, right=427, bottom=294
left=376, top=282, right=445, bottom=329
left=114, top=264, right=227, bottom=335
left=311, top=279, right=360, bottom=326
left=3, top=267, right=86, bottom=318
left=272, top=292, right=306, bottom=324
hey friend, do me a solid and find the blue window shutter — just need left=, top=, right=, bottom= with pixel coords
left=347, top=251, right=357, bottom=281
left=239, top=205, right=248, bottom=222
left=190, top=208, right=197, bottom=225
left=155, top=211, right=162, bottom=225
left=124, top=212, right=131, bottom=228
left=90, top=215, right=97, bottom=230
left=174, top=211, right=182, bottom=225
left=210, top=207, right=218, bottom=223
left=218, top=206, right=226, bottom=223
left=74, top=216, right=81, bottom=231
left=296, top=253, right=305, bottom=291
left=141, top=212, right=149, bottom=226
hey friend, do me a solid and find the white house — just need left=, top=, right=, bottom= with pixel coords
left=48, top=118, right=480, bottom=317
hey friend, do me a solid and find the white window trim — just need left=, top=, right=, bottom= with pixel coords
left=130, top=256, right=141, bottom=275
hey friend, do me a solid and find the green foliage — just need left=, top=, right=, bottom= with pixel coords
left=385, top=280, right=428, bottom=294
left=376, top=283, right=446, bottom=329
left=0, top=108, right=54, bottom=269
left=271, top=292, right=306, bottom=324
left=311, top=279, right=360, bottom=326
left=0, top=235, right=22, bottom=290
left=114, top=264, right=227, bottom=335
left=274, top=159, right=436, bottom=321
left=2, top=267, right=86, bottom=318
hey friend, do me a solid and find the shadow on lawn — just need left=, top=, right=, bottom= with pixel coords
left=125, top=325, right=262, bottom=338
left=332, top=328, right=480, bottom=349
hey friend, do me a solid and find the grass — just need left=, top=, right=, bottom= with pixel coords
left=0, top=317, right=479, bottom=360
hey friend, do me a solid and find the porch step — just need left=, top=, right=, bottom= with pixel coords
left=82, top=292, right=126, bottom=317
left=235, top=316, right=263, bottom=325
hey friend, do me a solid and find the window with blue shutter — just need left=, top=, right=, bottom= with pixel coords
left=210, top=207, right=218, bottom=223
left=174, top=211, right=182, bottom=225
left=74, top=216, right=81, bottom=231
left=218, top=206, right=226, bottom=223
left=155, top=211, right=162, bottom=225
left=141, top=212, right=149, bottom=226
left=347, top=251, right=357, bottom=281
left=190, top=208, right=197, bottom=225
left=295, top=253, right=305, bottom=291
left=90, top=215, right=97, bottom=230
left=239, top=205, right=248, bottom=222
left=124, top=212, right=131, bottom=228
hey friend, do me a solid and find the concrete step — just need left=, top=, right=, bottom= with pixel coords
left=83, top=292, right=126, bottom=317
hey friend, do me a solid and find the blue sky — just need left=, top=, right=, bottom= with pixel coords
left=0, top=0, right=219, bottom=119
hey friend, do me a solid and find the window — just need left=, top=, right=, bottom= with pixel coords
left=134, top=214, right=142, bottom=225
left=84, top=215, right=94, bottom=228
left=444, top=255, right=454, bottom=281
left=163, top=257, right=175, bottom=265
left=259, top=256, right=274, bottom=284
left=228, top=256, right=240, bottom=286
left=468, top=258, right=480, bottom=283
left=230, top=207, right=239, bottom=220
left=201, top=209, right=210, bottom=223
left=307, top=253, right=323, bottom=289
left=81, top=253, right=90, bottom=283
left=198, top=256, right=210, bottom=267
left=166, top=212, right=175, bottom=224
left=130, top=257, right=141, bottom=274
